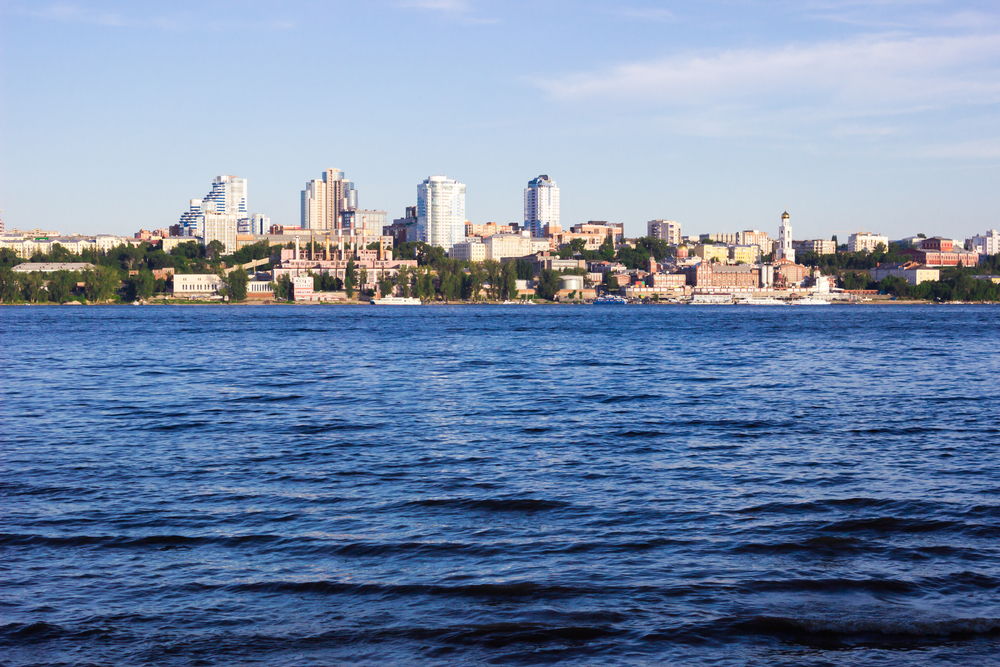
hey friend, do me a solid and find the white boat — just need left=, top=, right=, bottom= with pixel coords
left=737, top=297, right=789, bottom=306
left=789, top=297, right=831, bottom=306
left=370, top=296, right=421, bottom=305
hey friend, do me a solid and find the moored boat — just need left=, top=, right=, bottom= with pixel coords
left=370, top=296, right=421, bottom=305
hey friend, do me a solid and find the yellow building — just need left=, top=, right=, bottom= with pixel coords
left=694, top=244, right=729, bottom=263
left=729, top=245, right=760, bottom=264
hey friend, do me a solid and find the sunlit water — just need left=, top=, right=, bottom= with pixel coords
left=2, top=305, right=999, bottom=666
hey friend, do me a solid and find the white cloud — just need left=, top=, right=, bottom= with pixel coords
left=536, top=33, right=1000, bottom=117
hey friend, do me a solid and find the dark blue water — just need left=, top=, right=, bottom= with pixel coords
left=2, top=305, right=999, bottom=666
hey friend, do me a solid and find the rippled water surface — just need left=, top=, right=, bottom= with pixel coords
left=2, top=305, right=999, bottom=666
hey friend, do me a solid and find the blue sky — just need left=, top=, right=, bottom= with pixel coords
left=1, top=0, right=998, bottom=241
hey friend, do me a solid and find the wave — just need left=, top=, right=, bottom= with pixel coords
left=730, top=614, right=1000, bottom=638
left=403, top=497, right=572, bottom=512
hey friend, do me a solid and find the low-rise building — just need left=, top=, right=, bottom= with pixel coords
left=173, top=274, right=223, bottom=297
left=485, top=234, right=548, bottom=261
left=11, top=262, right=94, bottom=273
left=871, top=262, right=940, bottom=285
left=772, top=258, right=810, bottom=287
left=450, top=238, right=487, bottom=262
left=902, top=238, right=980, bottom=267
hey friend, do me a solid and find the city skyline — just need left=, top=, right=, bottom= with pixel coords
left=2, top=1, right=999, bottom=240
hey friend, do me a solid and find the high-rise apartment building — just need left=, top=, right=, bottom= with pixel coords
left=967, top=229, right=1000, bottom=256
left=524, top=175, right=560, bottom=237
left=647, top=220, right=681, bottom=245
left=177, top=175, right=248, bottom=235
left=776, top=211, right=794, bottom=263
left=848, top=231, right=889, bottom=253
left=416, top=176, right=466, bottom=251
left=738, top=230, right=771, bottom=252
left=301, top=169, right=358, bottom=231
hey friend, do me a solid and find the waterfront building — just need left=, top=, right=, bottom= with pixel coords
left=848, top=231, right=889, bottom=253
left=485, top=233, right=549, bottom=261
left=967, top=229, right=1000, bottom=256
left=301, top=169, right=357, bottom=231
left=683, top=263, right=760, bottom=292
left=416, top=176, right=467, bottom=251
left=773, top=258, right=809, bottom=287
left=172, top=274, right=223, bottom=297
left=450, top=238, right=487, bottom=262
left=524, top=175, right=560, bottom=237
left=871, top=262, right=940, bottom=285
left=775, top=211, right=794, bottom=263
left=902, top=238, right=980, bottom=267
left=647, top=220, right=681, bottom=245
left=792, top=239, right=836, bottom=255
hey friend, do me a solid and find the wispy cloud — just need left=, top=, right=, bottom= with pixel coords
left=536, top=33, right=1000, bottom=117
left=11, top=3, right=294, bottom=31
left=395, top=0, right=497, bottom=24
left=613, top=7, right=675, bottom=22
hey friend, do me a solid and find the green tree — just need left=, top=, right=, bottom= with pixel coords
left=396, top=265, right=411, bottom=298
left=417, top=268, right=434, bottom=301
left=483, top=260, right=502, bottom=299
left=344, top=258, right=356, bottom=298
left=206, top=240, right=225, bottom=260
left=501, top=261, right=517, bottom=300
left=222, top=269, right=249, bottom=302
left=136, top=268, right=155, bottom=301
left=358, top=266, right=369, bottom=296
left=83, top=265, right=121, bottom=302
left=0, top=267, right=20, bottom=302
left=378, top=270, right=394, bottom=297
left=20, top=272, right=47, bottom=303
left=46, top=270, right=78, bottom=304
left=599, top=234, right=616, bottom=261
left=274, top=274, right=292, bottom=301
left=536, top=268, right=561, bottom=301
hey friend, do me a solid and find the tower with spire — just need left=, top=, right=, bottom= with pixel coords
left=776, top=210, right=794, bottom=263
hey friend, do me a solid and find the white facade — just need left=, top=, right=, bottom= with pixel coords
left=450, top=238, right=487, bottom=262
left=416, top=175, right=467, bottom=251
left=647, top=220, right=682, bottom=245
left=776, top=211, right=794, bottom=263
left=301, top=168, right=357, bottom=231
left=739, top=229, right=771, bottom=251
left=239, top=213, right=270, bottom=236
left=178, top=175, right=249, bottom=235
left=524, top=175, right=560, bottom=237
left=849, top=232, right=889, bottom=253
left=967, top=229, right=1000, bottom=256
left=173, top=274, right=222, bottom=296
left=201, top=212, right=239, bottom=253
left=484, top=233, right=548, bottom=261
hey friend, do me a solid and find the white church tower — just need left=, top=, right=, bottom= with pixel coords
left=776, top=210, right=794, bottom=263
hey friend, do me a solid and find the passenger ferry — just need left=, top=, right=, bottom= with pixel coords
left=593, top=295, right=628, bottom=304
left=789, top=297, right=831, bottom=306
left=737, top=297, right=789, bottom=306
left=370, top=296, right=422, bottom=306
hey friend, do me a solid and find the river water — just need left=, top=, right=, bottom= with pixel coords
left=2, top=305, right=999, bottom=666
